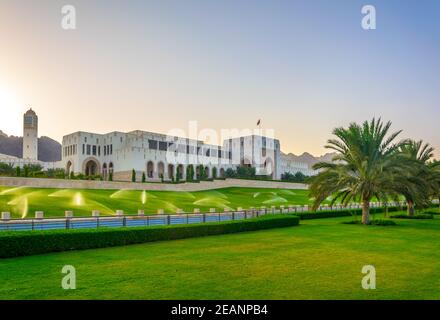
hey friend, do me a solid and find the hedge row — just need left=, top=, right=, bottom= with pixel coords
left=296, top=206, right=408, bottom=220
left=0, top=214, right=300, bottom=258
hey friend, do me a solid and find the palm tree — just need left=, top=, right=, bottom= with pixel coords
left=399, top=140, right=435, bottom=216
left=428, top=160, right=440, bottom=211
left=309, top=118, right=410, bottom=225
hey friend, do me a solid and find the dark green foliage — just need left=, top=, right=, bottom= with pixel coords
left=391, top=213, right=434, bottom=219
left=15, top=165, right=21, bottom=177
left=0, top=215, right=300, bottom=258
left=23, top=165, right=29, bottom=177
left=142, top=172, right=146, bottom=183
left=46, top=168, right=66, bottom=179
left=131, top=169, right=136, bottom=182
left=186, top=165, right=194, bottom=182
left=369, top=219, right=397, bottom=226
left=296, top=205, right=408, bottom=220
left=0, top=162, right=15, bottom=176
left=224, top=166, right=257, bottom=179
left=212, top=167, right=217, bottom=179
left=281, top=171, right=308, bottom=183
left=342, top=219, right=397, bottom=226
left=108, top=172, right=113, bottom=181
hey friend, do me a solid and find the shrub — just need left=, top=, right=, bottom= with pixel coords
left=391, top=214, right=434, bottom=220
left=186, top=165, right=194, bottom=182
left=142, top=172, right=146, bottom=183
left=0, top=214, right=300, bottom=258
left=342, top=219, right=396, bottom=226
left=131, top=169, right=136, bottom=182
left=0, top=162, right=15, bottom=176
left=281, top=171, right=309, bottom=183
left=23, top=165, right=29, bottom=177
left=15, top=166, right=21, bottom=177
left=108, top=172, right=113, bottom=181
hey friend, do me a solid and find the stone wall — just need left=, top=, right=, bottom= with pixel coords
left=0, top=177, right=307, bottom=192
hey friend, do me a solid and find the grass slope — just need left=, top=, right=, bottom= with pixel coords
left=0, top=186, right=311, bottom=218
left=1, top=214, right=439, bottom=299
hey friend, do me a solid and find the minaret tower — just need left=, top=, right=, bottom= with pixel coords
left=23, top=108, right=38, bottom=160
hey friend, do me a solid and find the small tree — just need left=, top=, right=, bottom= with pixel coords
left=23, top=165, right=29, bottom=177
left=212, top=167, right=217, bottom=179
left=70, top=171, right=74, bottom=180
left=109, top=172, right=113, bottom=181
left=131, top=169, right=136, bottom=182
left=160, top=173, right=164, bottom=183
left=142, top=172, right=146, bottom=183
left=186, top=165, right=194, bottom=182
left=16, top=166, right=21, bottom=177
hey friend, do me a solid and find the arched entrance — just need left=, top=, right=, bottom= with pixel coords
left=83, top=158, right=100, bottom=177
left=168, top=164, right=175, bottom=179
left=147, top=161, right=154, bottom=178
left=66, top=161, right=73, bottom=177
left=264, top=158, right=274, bottom=179
left=158, top=162, right=165, bottom=179
left=102, top=163, right=108, bottom=180
left=177, top=164, right=184, bottom=180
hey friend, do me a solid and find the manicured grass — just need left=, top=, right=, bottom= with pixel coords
left=0, top=186, right=311, bottom=218
left=1, top=214, right=439, bottom=300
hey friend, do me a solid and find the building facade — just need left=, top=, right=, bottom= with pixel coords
left=61, top=130, right=282, bottom=181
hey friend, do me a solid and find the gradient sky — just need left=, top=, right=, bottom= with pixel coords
left=0, top=0, right=439, bottom=157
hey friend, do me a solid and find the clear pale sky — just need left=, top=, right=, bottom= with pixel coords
left=0, top=0, right=439, bottom=157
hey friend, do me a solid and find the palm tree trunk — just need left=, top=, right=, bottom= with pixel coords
left=407, top=201, right=415, bottom=217
left=362, top=201, right=370, bottom=225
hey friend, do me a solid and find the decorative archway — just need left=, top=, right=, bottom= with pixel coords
left=66, top=161, right=73, bottom=177
left=147, top=161, right=154, bottom=178
left=158, top=162, right=165, bottom=179
left=82, top=157, right=100, bottom=177
left=177, top=164, right=184, bottom=180
left=102, top=163, right=108, bottom=180
left=264, top=158, right=274, bottom=178
left=168, top=164, right=175, bottom=179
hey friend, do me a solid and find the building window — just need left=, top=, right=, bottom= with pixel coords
left=82, top=144, right=85, bottom=155
left=92, top=145, right=97, bottom=156
left=87, top=145, right=91, bottom=155
left=148, top=139, right=158, bottom=149
left=98, top=146, right=101, bottom=156
left=110, top=145, right=113, bottom=154
left=159, top=141, right=167, bottom=151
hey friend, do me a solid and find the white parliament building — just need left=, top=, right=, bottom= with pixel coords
left=1, top=109, right=318, bottom=181
left=61, top=130, right=283, bottom=181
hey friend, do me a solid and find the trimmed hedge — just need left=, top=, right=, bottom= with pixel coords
left=391, top=214, right=434, bottom=220
left=0, top=214, right=299, bottom=258
left=296, top=206, right=407, bottom=220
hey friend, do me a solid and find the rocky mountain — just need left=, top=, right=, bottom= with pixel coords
left=281, top=151, right=336, bottom=167
left=0, top=132, right=62, bottom=162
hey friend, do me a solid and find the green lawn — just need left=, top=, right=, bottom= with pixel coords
left=0, top=186, right=312, bottom=218
left=1, top=214, right=439, bottom=299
